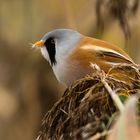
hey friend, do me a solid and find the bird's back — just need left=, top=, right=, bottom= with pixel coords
left=68, top=36, right=134, bottom=72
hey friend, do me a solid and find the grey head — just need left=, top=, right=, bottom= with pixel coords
left=40, top=29, right=83, bottom=66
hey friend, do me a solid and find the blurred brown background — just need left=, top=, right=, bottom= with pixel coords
left=0, top=0, right=140, bottom=140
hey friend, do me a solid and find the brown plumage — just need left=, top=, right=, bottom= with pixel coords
left=33, top=29, right=134, bottom=86
left=69, top=36, right=134, bottom=73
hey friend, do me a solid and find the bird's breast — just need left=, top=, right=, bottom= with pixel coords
left=52, top=59, right=92, bottom=86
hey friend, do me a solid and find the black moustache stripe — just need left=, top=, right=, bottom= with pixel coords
left=44, top=38, right=56, bottom=65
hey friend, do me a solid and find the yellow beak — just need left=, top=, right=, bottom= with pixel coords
left=33, top=40, right=44, bottom=47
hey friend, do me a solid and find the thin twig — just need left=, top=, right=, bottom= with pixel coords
left=102, top=79, right=124, bottom=113
left=88, top=130, right=112, bottom=140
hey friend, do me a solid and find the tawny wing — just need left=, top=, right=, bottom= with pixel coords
left=69, top=36, right=134, bottom=72
left=80, top=37, right=134, bottom=63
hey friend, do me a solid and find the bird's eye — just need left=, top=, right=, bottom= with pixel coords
left=50, top=38, right=55, bottom=44
left=45, top=37, right=55, bottom=46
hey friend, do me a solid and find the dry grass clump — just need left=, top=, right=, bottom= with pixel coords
left=37, top=63, right=140, bottom=140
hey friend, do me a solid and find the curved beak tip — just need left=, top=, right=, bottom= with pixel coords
left=32, top=40, right=44, bottom=48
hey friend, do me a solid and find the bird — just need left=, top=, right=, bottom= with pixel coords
left=33, top=29, right=134, bottom=86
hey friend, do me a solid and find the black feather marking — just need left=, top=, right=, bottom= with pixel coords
left=44, top=37, right=56, bottom=65
left=97, top=50, right=133, bottom=63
